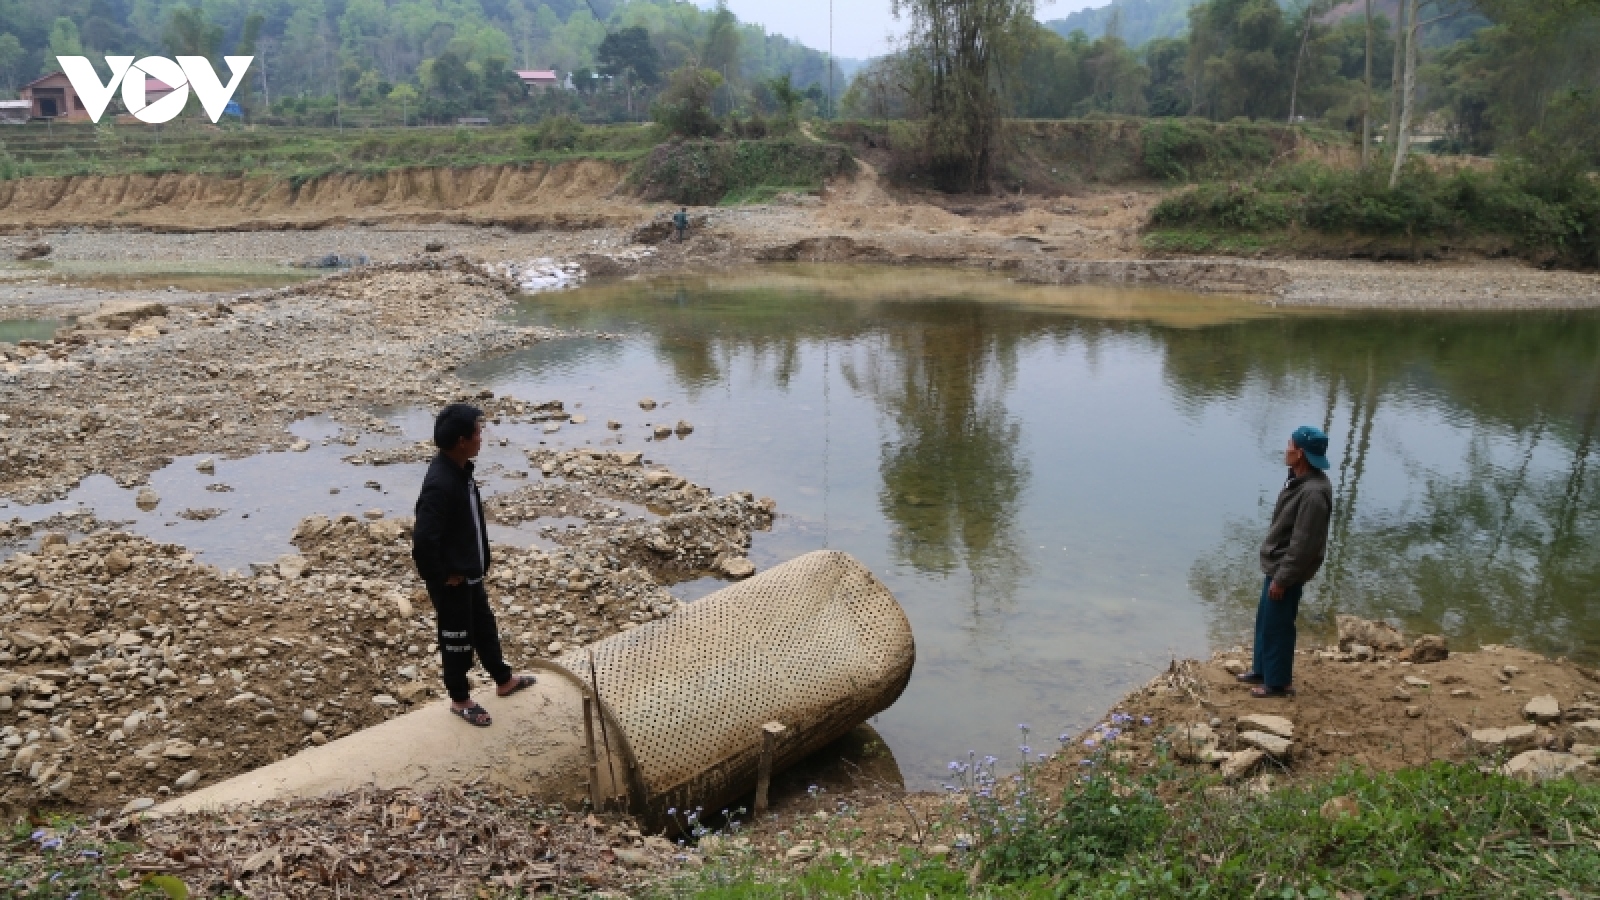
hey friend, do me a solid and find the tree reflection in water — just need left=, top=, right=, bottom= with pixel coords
left=502, top=273, right=1600, bottom=665
left=1179, top=313, right=1600, bottom=662
left=845, top=304, right=1031, bottom=608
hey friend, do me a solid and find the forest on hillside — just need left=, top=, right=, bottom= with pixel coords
left=847, top=0, right=1597, bottom=162
left=0, top=0, right=844, bottom=124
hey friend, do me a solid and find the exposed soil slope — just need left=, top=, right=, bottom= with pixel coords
left=0, top=160, right=632, bottom=231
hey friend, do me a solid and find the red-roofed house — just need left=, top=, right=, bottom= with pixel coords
left=20, top=70, right=179, bottom=121
left=516, top=70, right=562, bottom=90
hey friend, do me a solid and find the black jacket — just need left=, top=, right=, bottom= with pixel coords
left=1259, top=467, right=1333, bottom=588
left=412, top=454, right=491, bottom=587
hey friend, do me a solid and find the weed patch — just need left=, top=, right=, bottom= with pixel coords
left=656, top=760, right=1600, bottom=899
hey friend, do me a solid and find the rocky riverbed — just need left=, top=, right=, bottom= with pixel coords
left=0, top=450, right=770, bottom=820
left=0, top=257, right=785, bottom=823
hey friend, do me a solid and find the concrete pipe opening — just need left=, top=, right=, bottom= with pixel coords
left=161, top=550, right=916, bottom=827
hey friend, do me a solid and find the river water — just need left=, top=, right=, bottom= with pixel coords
left=7, top=263, right=1600, bottom=787
left=470, top=265, right=1600, bottom=784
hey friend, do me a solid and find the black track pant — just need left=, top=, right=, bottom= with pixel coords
left=429, top=580, right=512, bottom=703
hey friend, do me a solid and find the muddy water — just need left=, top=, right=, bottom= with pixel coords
left=452, top=265, right=1600, bottom=785
left=0, top=259, right=315, bottom=294
left=0, top=316, right=62, bottom=342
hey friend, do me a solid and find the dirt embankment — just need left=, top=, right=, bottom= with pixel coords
left=0, top=159, right=633, bottom=232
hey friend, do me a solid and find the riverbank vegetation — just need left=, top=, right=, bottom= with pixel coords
left=1148, top=159, right=1600, bottom=267
left=661, top=758, right=1600, bottom=898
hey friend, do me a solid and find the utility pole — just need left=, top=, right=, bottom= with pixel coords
left=1362, top=0, right=1372, bottom=167
left=828, top=0, right=833, bottom=119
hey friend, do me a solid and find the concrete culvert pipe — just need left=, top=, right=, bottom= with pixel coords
left=161, top=550, right=915, bottom=826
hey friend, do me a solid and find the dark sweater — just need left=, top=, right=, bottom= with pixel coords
left=412, top=454, right=491, bottom=587
left=1259, top=467, right=1333, bottom=588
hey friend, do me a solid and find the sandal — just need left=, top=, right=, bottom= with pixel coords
left=1235, top=672, right=1265, bottom=685
left=497, top=674, right=537, bottom=698
left=1250, top=685, right=1295, bottom=699
left=452, top=703, right=492, bottom=727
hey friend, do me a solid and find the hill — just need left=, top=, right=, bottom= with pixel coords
left=1044, top=0, right=1201, bottom=46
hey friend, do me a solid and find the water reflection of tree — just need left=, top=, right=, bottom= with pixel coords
left=582, top=282, right=1044, bottom=603
left=844, top=305, right=1033, bottom=602
left=1179, top=312, right=1600, bottom=662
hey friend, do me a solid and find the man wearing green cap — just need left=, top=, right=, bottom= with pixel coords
left=1239, top=425, right=1333, bottom=698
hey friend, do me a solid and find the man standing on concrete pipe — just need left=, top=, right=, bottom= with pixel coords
left=1238, top=425, right=1333, bottom=699
left=413, top=404, right=537, bottom=726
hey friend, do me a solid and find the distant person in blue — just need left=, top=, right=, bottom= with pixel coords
left=1238, top=426, right=1333, bottom=698
left=672, top=207, right=689, bottom=242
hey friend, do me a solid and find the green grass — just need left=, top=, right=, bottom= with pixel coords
left=0, top=122, right=663, bottom=181
left=1142, top=228, right=1280, bottom=255
left=653, top=761, right=1600, bottom=899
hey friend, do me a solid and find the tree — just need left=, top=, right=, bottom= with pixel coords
left=1390, top=1, right=1469, bottom=187
left=701, top=3, right=741, bottom=115
left=652, top=63, right=722, bottom=136
left=598, top=25, right=661, bottom=117
left=164, top=6, right=223, bottom=60
left=1186, top=0, right=1292, bottom=121
left=1385, top=0, right=1407, bottom=150
left=893, top=0, right=1038, bottom=191
left=46, top=18, right=84, bottom=68
left=764, top=73, right=803, bottom=124
left=1288, top=0, right=1328, bottom=123
left=1362, top=0, right=1374, bottom=167
left=388, top=83, right=419, bottom=125
left=598, top=26, right=661, bottom=84
left=0, top=33, right=22, bottom=94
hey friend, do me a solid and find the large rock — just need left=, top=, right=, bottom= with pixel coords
left=1501, top=749, right=1591, bottom=783
left=1336, top=615, right=1405, bottom=652
left=103, top=549, right=132, bottom=576
left=1221, top=748, right=1265, bottom=781
left=1469, top=724, right=1539, bottom=753
left=135, top=487, right=160, bottom=511
left=1524, top=695, right=1562, bottom=724
left=1238, top=714, right=1294, bottom=740
left=82, top=301, right=168, bottom=332
left=1569, top=720, right=1600, bottom=743
left=1411, top=634, right=1449, bottom=663
left=1320, top=795, right=1360, bottom=821
left=1171, top=723, right=1217, bottom=762
left=1239, top=730, right=1293, bottom=759
left=277, top=555, right=309, bottom=580
left=719, top=557, right=756, bottom=579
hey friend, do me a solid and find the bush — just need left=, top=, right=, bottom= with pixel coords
left=1140, top=120, right=1282, bottom=182
left=522, top=114, right=584, bottom=153
left=631, top=138, right=852, bottom=206
left=652, top=66, right=724, bottom=138
left=1150, top=160, right=1600, bottom=267
left=972, top=752, right=1168, bottom=883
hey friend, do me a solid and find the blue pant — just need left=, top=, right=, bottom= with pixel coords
left=1251, top=575, right=1302, bottom=689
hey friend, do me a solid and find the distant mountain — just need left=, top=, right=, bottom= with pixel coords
left=1044, top=0, right=1201, bottom=47
left=1047, top=0, right=1485, bottom=50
